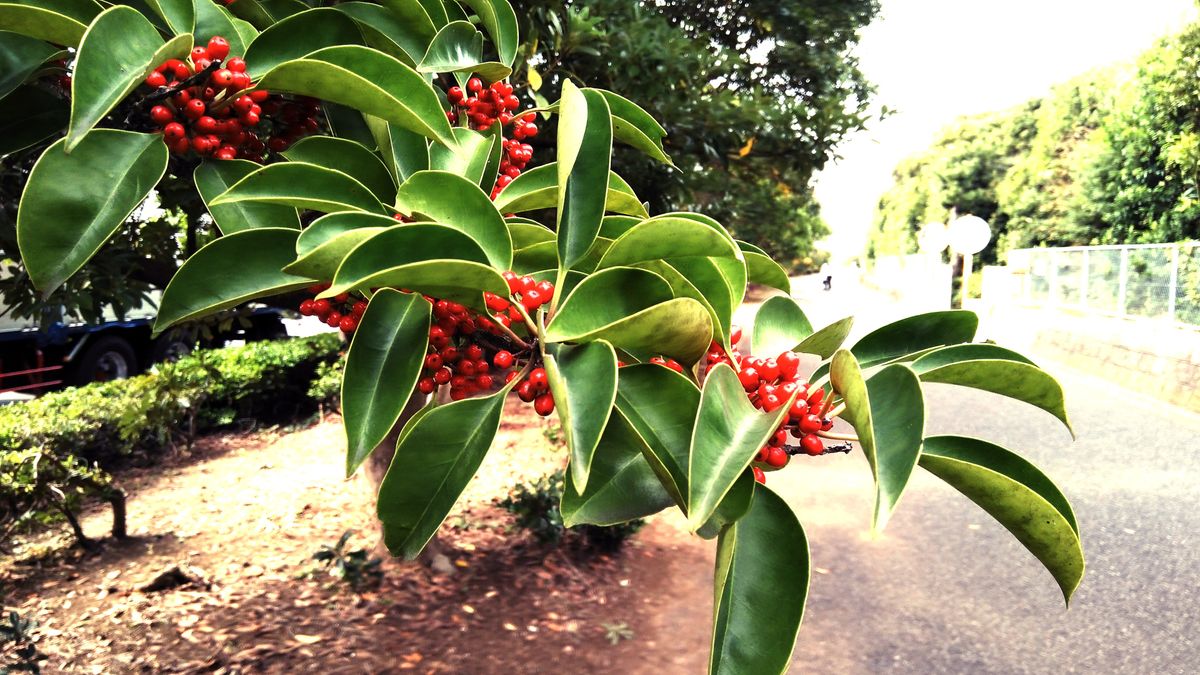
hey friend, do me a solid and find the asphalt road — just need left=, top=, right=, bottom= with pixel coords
left=765, top=279, right=1200, bottom=674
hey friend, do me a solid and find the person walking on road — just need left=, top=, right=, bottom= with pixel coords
left=820, top=262, right=833, bottom=291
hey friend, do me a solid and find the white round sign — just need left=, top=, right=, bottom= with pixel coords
left=948, top=215, right=991, bottom=255
left=917, top=222, right=949, bottom=253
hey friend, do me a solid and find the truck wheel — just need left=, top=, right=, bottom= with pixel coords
left=70, top=336, right=137, bottom=386
left=151, top=331, right=194, bottom=364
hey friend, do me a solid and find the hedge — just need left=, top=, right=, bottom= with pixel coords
left=1, top=334, right=343, bottom=547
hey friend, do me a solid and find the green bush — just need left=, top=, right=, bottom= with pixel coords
left=0, top=334, right=342, bottom=548
left=499, top=471, right=644, bottom=553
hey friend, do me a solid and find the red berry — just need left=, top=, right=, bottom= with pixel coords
left=765, top=447, right=789, bottom=468
left=339, top=316, right=358, bottom=333
left=778, top=351, right=802, bottom=379
left=730, top=325, right=744, bottom=344
left=448, top=86, right=464, bottom=103
left=195, top=115, right=218, bottom=133
left=434, top=367, right=452, bottom=385
left=493, top=350, right=514, bottom=369
left=518, top=275, right=536, bottom=292
left=521, top=289, right=545, bottom=310
left=759, top=358, right=780, bottom=382
left=465, top=344, right=484, bottom=361
left=424, top=353, right=443, bottom=370
left=145, top=71, right=167, bottom=88
left=798, top=414, right=822, bottom=434
left=351, top=301, right=368, bottom=317
left=211, top=69, right=235, bottom=87
left=150, top=105, right=174, bottom=125
left=458, top=360, right=477, bottom=376
left=533, top=393, right=554, bottom=416
left=191, top=46, right=208, bottom=61
left=515, top=380, right=536, bottom=402
left=737, top=367, right=760, bottom=391
left=325, top=311, right=343, bottom=327
left=418, top=378, right=436, bottom=395
left=761, top=393, right=783, bottom=412
left=769, top=429, right=788, bottom=447
left=752, top=466, right=766, bottom=484
left=807, top=387, right=826, bottom=407
left=184, top=99, right=206, bottom=120
left=206, top=36, right=230, bottom=61
left=528, top=367, right=548, bottom=392
left=312, top=299, right=331, bottom=317
left=440, top=346, right=460, bottom=363
left=163, top=122, right=186, bottom=140
left=226, top=56, right=247, bottom=73
left=788, top=398, right=810, bottom=420
left=503, top=271, right=522, bottom=295
left=801, top=434, right=824, bottom=456
left=298, top=299, right=315, bottom=316
left=467, top=77, right=483, bottom=93
left=475, top=374, right=494, bottom=389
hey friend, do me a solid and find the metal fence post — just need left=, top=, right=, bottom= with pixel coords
left=1118, top=247, right=1129, bottom=317
left=1168, top=244, right=1178, bottom=322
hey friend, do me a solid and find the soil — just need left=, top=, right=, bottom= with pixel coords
left=0, top=400, right=717, bottom=674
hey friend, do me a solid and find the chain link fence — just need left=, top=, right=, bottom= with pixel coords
left=1007, top=243, right=1200, bottom=327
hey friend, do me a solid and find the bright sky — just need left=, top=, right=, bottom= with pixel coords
left=812, top=0, right=1199, bottom=259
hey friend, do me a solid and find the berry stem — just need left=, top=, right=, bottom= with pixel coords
left=814, top=430, right=858, bottom=442
left=490, top=313, right=530, bottom=350
left=142, top=60, right=222, bottom=105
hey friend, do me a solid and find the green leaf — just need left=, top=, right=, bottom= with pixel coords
left=256, top=0, right=308, bottom=22
left=154, top=228, right=315, bottom=333
left=737, top=240, right=790, bottom=293
left=492, top=162, right=646, bottom=217
left=506, top=218, right=555, bottom=248
left=636, top=260, right=731, bottom=349
left=67, top=7, right=191, bottom=151
left=365, top=114, right=430, bottom=183
left=418, top=20, right=510, bottom=80
left=295, top=212, right=397, bottom=256
left=688, top=363, right=791, bottom=530
left=909, top=343, right=1037, bottom=372
left=597, top=215, right=739, bottom=269
left=141, top=0, right=193, bottom=34
left=378, top=379, right=516, bottom=559
left=830, top=352, right=925, bottom=531
left=393, top=170, right=513, bottom=270
left=752, top=295, right=814, bottom=357
left=919, top=360, right=1073, bottom=436
left=343, top=289, right=431, bottom=475
left=920, top=435, right=1084, bottom=603
left=592, top=88, right=672, bottom=166
left=695, top=470, right=754, bottom=540
left=429, top=126, right=495, bottom=187
left=0, top=31, right=57, bottom=102
left=17, top=130, right=166, bottom=294
left=669, top=256, right=741, bottom=346
left=710, top=486, right=808, bottom=675
left=561, top=411, right=673, bottom=527
left=395, top=0, right=445, bottom=27
left=545, top=266, right=713, bottom=364
left=283, top=135, right=396, bottom=205
left=256, top=45, right=457, bottom=147
left=284, top=225, right=387, bottom=280
left=795, top=315, right=853, bottom=359
left=0, top=85, right=68, bottom=157
left=192, top=0, right=248, bottom=55
left=231, top=16, right=259, bottom=48
left=242, top=8, right=363, bottom=78
left=544, top=341, right=618, bottom=493
left=336, top=1, right=432, bottom=66
left=194, top=159, right=300, bottom=234
left=209, top=161, right=387, bottom=215
left=455, top=0, right=518, bottom=66
left=0, top=0, right=101, bottom=47
left=556, top=80, right=612, bottom=272
left=599, top=214, right=640, bottom=238
left=324, top=223, right=507, bottom=299
left=613, top=364, right=699, bottom=509
left=851, top=310, right=979, bottom=368
left=511, top=240, right=558, bottom=274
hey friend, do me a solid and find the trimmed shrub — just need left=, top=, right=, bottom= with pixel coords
left=498, top=471, right=644, bottom=553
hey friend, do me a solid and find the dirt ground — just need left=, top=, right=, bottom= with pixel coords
left=0, top=400, right=718, bottom=674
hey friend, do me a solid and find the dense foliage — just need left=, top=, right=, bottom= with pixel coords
left=2, top=1, right=1083, bottom=672
left=871, top=22, right=1200, bottom=261
left=0, top=334, right=340, bottom=546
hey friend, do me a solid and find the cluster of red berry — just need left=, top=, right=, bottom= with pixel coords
left=500, top=271, right=554, bottom=313
left=446, top=77, right=538, bottom=199
left=144, top=35, right=318, bottom=160
left=704, top=330, right=839, bottom=485
left=297, top=285, right=365, bottom=334
left=417, top=295, right=524, bottom=401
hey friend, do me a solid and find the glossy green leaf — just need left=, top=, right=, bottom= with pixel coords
left=393, top=170, right=513, bottom=270
left=379, top=0, right=439, bottom=40
left=695, top=470, right=754, bottom=540
left=0, top=0, right=101, bottom=46
left=561, top=412, right=675, bottom=527
left=231, top=16, right=258, bottom=47
left=429, top=127, right=495, bottom=187
left=710, top=486, right=808, bottom=675
left=192, top=0, right=247, bottom=55
left=544, top=341, right=618, bottom=493
left=752, top=295, right=814, bottom=357
left=226, top=0, right=274, bottom=30
left=323, top=102, right=378, bottom=149
left=17, top=130, right=166, bottom=294
left=141, top=0, right=192, bottom=34
left=613, top=364, right=700, bottom=510
left=284, top=226, right=387, bottom=280
left=210, top=161, right=387, bottom=215
left=737, top=240, right=791, bottom=293
left=418, top=20, right=510, bottom=80
left=795, top=315, right=854, bottom=359
left=455, top=0, right=518, bottom=66
left=194, top=159, right=300, bottom=234
left=283, top=135, right=396, bottom=205
left=0, top=31, right=57, bottom=101
left=506, top=218, right=555, bottom=248
left=243, top=8, right=363, bottom=78
left=593, top=88, right=672, bottom=166
left=670, top=256, right=741, bottom=344
left=336, top=1, right=431, bottom=65
left=830, top=352, right=925, bottom=531
left=256, top=0, right=308, bottom=21
left=343, top=289, right=432, bottom=475
left=0, top=85, right=68, bottom=157
left=378, top=378, right=517, bottom=559
left=910, top=343, right=1036, bottom=373
left=493, top=162, right=646, bottom=217
left=256, top=45, right=457, bottom=147
left=636, top=260, right=731, bottom=349
left=545, top=267, right=713, bottom=364
left=67, top=8, right=191, bottom=151
left=920, top=435, right=1084, bottom=603
left=851, top=310, right=979, bottom=368
left=295, top=212, right=398, bottom=256
left=920, top=360, right=1073, bottom=435
left=599, top=214, right=640, bottom=238
left=511, top=241, right=558, bottom=275
left=323, top=223, right=507, bottom=299
left=365, top=114, right=430, bottom=183
left=688, top=363, right=792, bottom=530
left=597, top=216, right=739, bottom=269
left=556, top=81, right=612, bottom=272
left=154, top=228, right=314, bottom=333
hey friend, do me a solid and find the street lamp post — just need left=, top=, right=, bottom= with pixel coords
left=948, top=215, right=992, bottom=307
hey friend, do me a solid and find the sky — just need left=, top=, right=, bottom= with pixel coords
left=812, top=0, right=1199, bottom=259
